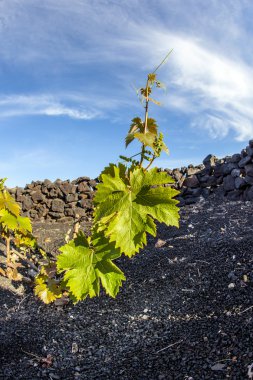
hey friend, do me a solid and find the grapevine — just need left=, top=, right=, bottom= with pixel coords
left=34, top=51, right=180, bottom=304
left=0, top=178, right=37, bottom=281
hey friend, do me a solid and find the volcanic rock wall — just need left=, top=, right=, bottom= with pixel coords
left=7, top=139, right=253, bottom=222
left=171, top=139, right=253, bottom=206
left=8, top=177, right=96, bottom=223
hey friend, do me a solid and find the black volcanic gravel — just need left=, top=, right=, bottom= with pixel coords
left=1, top=195, right=253, bottom=380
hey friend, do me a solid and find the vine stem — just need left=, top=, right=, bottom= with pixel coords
left=139, top=78, right=150, bottom=167
left=145, top=154, right=156, bottom=171
left=129, top=151, right=143, bottom=159
left=11, top=248, right=39, bottom=272
left=6, top=236, right=11, bottom=264
left=152, top=49, right=173, bottom=74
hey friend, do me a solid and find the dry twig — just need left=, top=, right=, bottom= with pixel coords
left=156, top=339, right=183, bottom=354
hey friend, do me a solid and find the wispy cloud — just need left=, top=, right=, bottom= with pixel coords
left=134, top=29, right=253, bottom=142
left=0, top=0, right=253, bottom=141
left=0, top=95, right=100, bottom=119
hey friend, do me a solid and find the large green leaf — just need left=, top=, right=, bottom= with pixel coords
left=92, top=228, right=122, bottom=261
left=56, top=232, right=125, bottom=301
left=94, top=166, right=179, bottom=257
left=57, top=240, right=96, bottom=300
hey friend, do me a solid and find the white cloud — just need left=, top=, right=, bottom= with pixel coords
left=191, top=115, right=230, bottom=140
left=0, top=95, right=100, bottom=119
left=143, top=32, right=253, bottom=142
left=0, top=0, right=253, bottom=142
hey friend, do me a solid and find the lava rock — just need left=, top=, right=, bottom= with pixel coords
left=183, top=175, right=199, bottom=188
left=51, top=199, right=65, bottom=213
left=238, top=156, right=252, bottom=168
left=223, top=175, right=235, bottom=192
left=245, top=164, right=253, bottom=177
left=235, top=177, right=246, bottom=190
left=203, top=154, right=217, bottom=167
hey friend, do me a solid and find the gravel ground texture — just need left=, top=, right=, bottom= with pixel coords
left=1, top=194, right=253, bottom=380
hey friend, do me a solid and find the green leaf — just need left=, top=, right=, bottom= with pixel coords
left=16, top=215, right=32, bottom=234
left=95, top=164, right=128, bottom=204
left=146, top=215, right=157, bottom=236
left=133, top=131, right=169, bottom=155
left=57, top=242, right=96, bottom=300
left=0, top=190, right=20, bottom=216
left=94, top=165, right=179, bottom=257
left=100, top=163, right=128, bottom=183
left=95, top=259, right=125, bottom=298
left=56, top=232, right=126, bottom=301
left=0, top=209, right=18, bottom=230
left=134, top=132, right=156, bottom=149
left=14, top=233, right=37, bottom=248
left=125, top=117, right=143, bottom=147
left=92, top=228, right=122, bottom=261
left=0, top=209, right=33, bottom=234
left=0, top=178, right=7, bottom=191
left=146, top=118, right=158, bottom=135
left=135, top=186, right=180, bottom=225
left=125, top=118, right=158, bottom=148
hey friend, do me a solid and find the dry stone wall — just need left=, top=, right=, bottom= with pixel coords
left=7, top=139, right=253, bottom=222
left=8, top=177, right=96, bottom=223
left=166, top=139, right=253, bottom=206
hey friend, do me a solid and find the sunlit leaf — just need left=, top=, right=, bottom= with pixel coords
left=0, top=190, right=20, bottom=216
left=0, top=209, right=18, bottom=230
left=34, top=275, right=62, bottom=304
left=125, top=117, right=158, bottom=148
left=95, top=259, right=125, bottom=298
left=56, top=232, right=125, bottom=301
left=16, top=215, right=32, bottom=234
left=94, top=165, right=179, bottom=257
left=134, top=132, right=156, bottom=149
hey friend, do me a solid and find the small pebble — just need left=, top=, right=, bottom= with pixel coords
left=72, top=342, right=79, bottom=354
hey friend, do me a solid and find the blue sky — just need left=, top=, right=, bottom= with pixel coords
left=1, top=0, right=253, bottom=187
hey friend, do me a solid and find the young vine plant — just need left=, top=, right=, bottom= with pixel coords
left=34, top=51, right=180, bottom=304
left=0, top=178, right=36, bottom=281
